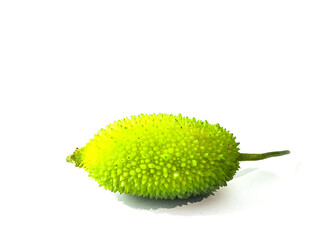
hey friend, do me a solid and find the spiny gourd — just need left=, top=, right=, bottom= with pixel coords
left=67, top=113, right=290, bottom=199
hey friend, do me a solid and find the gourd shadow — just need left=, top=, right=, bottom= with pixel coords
left=233, top=167, right=258, bottom=178
left=115, top=191, right=213, bottom=210
left=115, top=167, right=280, bottom=215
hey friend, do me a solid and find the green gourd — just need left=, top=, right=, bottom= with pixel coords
left=67, top=113, right=290, bottom=199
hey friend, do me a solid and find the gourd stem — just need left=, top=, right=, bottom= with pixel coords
left=239, top=150, right=290, bottom=161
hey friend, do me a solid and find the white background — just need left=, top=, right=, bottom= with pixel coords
left=1, top=1, right=319, bottom=239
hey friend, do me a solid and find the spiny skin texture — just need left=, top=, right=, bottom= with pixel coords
left=68, top=114, right=240, bottom=199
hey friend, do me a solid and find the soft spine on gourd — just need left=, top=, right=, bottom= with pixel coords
left=67, top=113, right=290, bottom=199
